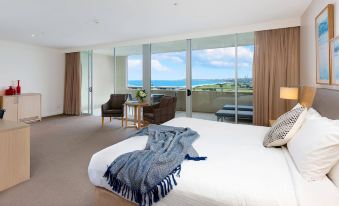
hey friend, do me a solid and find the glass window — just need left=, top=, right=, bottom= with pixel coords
left=237, top=32, right=254, bottom=124
left=80, top=51, right=92, bottom=115
left=127, top=55, right=143, bottom=88
left=191, top=34, right=236, bottom=122
left=115, top=45, right=143, bottom=93
left=150, top=40, right=186, bottom=112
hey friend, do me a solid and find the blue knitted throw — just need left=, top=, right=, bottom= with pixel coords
left=103, top=124, right=206, bottom=206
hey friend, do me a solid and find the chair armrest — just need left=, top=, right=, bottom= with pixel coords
left=143, top=103, right=159, bottom=113
left=102, top=101, right=110, bottom=112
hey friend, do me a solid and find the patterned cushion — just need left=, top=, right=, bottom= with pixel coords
left=263, top=107, right=307, bottom=147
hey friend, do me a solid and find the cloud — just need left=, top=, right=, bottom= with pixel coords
left=209, top=60, right=234, bottom=67
left=128, top=59, right=142, bottom=70
left=151, top=60, right=171, bottom=71
left=237, top=47, right=254, bottom=61
left=193, top=46, right=253, bottom=69
left=152, top=52, right=185, bottom=64
left=202, top=47, right=253, bottom=61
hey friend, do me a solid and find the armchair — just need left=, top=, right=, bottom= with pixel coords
left=101, top=94, right=128, bottom=127
left=143, top=96, right=177, bottom=125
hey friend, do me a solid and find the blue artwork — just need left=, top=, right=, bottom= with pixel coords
left=316, top=9, right=330, bottom=83
left=332, top=40, right=339, bottom=84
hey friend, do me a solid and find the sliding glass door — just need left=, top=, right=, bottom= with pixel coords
left=236, top=33, right=254, bottom=124
left=190, top=34, right=236, bottom=122
left=92, top=48, right=115, bottom=116
left=187, top=32, right=254, bottom=123
left=80, top=51, right=93, bottom=115
left=151, top=40, right=186, bottom=115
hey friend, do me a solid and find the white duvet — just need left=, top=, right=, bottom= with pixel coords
left=88, top=117, right=339, bottom=206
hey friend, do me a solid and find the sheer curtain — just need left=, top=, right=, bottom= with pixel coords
left=253, top=27, right=300, bottom=126
left=64, top=52, right=82, bottom=115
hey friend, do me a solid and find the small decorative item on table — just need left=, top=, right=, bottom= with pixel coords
left=135, top=89, right=147, bottom=103
left=16, top=80, right=21, bottom=95
left=5, top=86, right=16, bottom=95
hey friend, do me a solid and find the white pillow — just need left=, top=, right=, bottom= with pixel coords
left=263, top=107, right=307, bottom=147
left=287, top=117, right=339, bottom=181
left=328, top=161, right=339, bottom=187
left=307, top=108, right=322, bottom=119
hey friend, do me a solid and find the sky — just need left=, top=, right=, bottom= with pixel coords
left=127, top=45, right=254, bottom=80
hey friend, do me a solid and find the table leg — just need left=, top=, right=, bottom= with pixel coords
left=137, top=105, right=141, bottom=129
left=134, top=106, right=137, bottom=127
left=121, top=105, right=124, bottom=127
left=125, top=105, right=128, bottom=127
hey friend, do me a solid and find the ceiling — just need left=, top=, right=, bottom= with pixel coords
left=0, top=0, right=311, bottom=49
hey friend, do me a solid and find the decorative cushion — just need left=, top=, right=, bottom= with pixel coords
left=292, top=103, right=303, bottom=109
left=263, top=107, right=307, bottom=147
left=287, top=117, right=339, bottom=181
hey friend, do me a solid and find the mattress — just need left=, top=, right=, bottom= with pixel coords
left=88, top=117, right=339, bottom=206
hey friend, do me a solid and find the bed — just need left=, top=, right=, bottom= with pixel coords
left=88, top=88, right=339, bottom=206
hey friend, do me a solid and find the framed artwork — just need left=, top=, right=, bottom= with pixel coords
left=330, top=37, right=339, bottom=86
left=315, top=4, right=334, bottom=84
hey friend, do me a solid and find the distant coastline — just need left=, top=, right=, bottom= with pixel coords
left=128, top=78, right=252, bottom=88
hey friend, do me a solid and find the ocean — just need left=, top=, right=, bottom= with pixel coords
left=128, top=79, right=231, bottom=88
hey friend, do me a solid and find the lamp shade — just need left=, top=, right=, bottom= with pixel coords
left=280, top=87, right=299, bottom=100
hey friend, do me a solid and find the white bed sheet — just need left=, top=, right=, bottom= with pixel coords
left=88, top=117, right=339, bottom=206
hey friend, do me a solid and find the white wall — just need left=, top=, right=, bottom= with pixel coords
left=92, top=53, right=114, bottom=109
left=0, top=40, right=65, bottom=117
left=300, top=0, right=339, bottom=90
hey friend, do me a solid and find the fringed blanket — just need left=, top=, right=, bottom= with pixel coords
left=103, top=124, right=206, bottom=206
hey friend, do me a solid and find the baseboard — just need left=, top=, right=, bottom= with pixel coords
left=41, top=113, right=63, bottom=119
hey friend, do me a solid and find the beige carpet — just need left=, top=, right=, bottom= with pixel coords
left=0, top=115, right=136, bottom=206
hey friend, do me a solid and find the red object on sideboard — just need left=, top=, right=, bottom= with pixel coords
left=16, top=80, right=21, bottom=95
left=5, top=86, right=16, bottom=95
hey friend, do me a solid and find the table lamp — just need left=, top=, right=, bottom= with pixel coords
left=280, top=87, right=299, bottom=100
left=269, top=87, right=299, bottom=126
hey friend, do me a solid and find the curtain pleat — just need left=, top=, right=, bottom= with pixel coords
left=64, top=52, right=82, bottom=116
left=253, top=27, right=300, bottom=126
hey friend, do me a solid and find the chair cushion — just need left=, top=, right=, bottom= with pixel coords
left=104, top=109, right=123, bottom=114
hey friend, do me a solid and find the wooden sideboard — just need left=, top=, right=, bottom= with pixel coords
left=0, top=120, right=30, bottom=191
left=0, top=93, right=41, bottom=123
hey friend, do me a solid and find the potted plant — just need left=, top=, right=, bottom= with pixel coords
left=135, top=89, right=147, bottom=103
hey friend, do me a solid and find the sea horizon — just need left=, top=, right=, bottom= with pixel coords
left=128, top=78, right=252, bottom=88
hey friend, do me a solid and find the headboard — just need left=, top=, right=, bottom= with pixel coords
left=312, top=88, right=339, bottom=120
left=300, top=86, right=316, bottom=108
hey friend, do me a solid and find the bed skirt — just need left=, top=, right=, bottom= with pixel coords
left=95, top=186, right=137, bottom=206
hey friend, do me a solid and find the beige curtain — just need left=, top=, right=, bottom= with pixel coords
left=64, top=52, right=82, bottom=115
left=253, top=27, right=300, bottom=126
